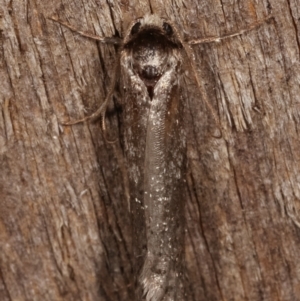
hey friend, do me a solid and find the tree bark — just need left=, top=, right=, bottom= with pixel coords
left=1, top=0, right=300, bottom=301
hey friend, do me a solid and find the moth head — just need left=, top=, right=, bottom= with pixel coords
left=123, top=15, right=183, bottom=99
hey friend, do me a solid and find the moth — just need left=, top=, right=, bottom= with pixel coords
left=49, top=13, right=272, bottom=301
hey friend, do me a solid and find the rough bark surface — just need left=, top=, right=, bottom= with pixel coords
left=1, top=0, right=300, bottom=300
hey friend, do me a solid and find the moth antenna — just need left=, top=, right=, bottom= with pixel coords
left=61, top=101, right=106, bottom=126
left=48, top=17, right=122, bottom=45
left=188, top=15, right=273, bottom=45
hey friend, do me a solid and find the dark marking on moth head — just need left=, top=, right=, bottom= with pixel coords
left=147, top=86, right=154, bottom=99
left=141, top=65, right=161, bottom=98
left=163, top=22, right=173, bottom=35
left=131, top=21, right=141, bottom=35
left=142, top=65, right=159, bottom=80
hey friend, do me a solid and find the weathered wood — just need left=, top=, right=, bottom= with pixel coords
left=1, top=0, right=300, bottom=300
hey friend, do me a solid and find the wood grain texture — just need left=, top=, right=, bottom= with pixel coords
left=1, top=0, right=300, bottom=300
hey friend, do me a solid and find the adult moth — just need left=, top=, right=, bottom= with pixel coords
left=49, top=13, right=272, bottom=301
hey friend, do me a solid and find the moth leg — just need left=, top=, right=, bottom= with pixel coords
left=188, top=15, right=273, bottom=45
left=48, top=17, right=122, bottom=45
left=61, top=53, right=120, bottom=143
left=61, top=79, right=119, bottom=143
left=61, top=95, right=117, bottom=143
left=48, top=16, right=122, bottom=142
left=59, top=60, right=117, bottom=138
left=61, top=102, right=105, bottom=126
